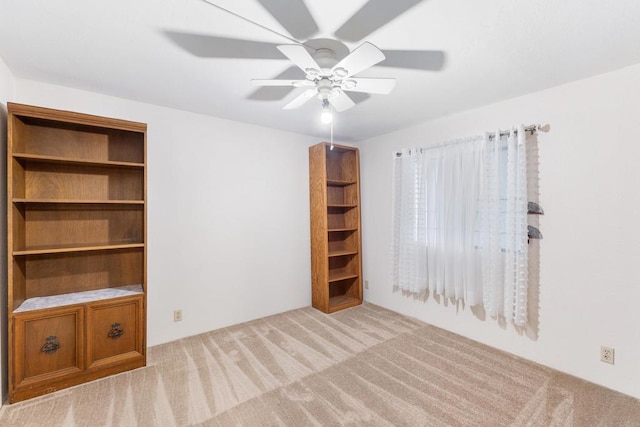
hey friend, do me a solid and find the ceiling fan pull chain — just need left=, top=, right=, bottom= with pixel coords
left=330, top=111, right=334, bottom=150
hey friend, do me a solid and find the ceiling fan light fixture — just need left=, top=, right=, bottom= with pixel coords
left=320, top=99, right=333, bottom=124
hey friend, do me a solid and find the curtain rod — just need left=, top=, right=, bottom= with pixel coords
left=488, top=124, right=546, bottom=140
left=394, top=124, right=548, bottom=157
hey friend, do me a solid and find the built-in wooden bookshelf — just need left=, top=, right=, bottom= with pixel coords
left=7, top=103, right=147, bottom=402
left=309, top=142, right=362, bottom=313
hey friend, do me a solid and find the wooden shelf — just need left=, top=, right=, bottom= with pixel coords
left=13, top=153, right=144, bottom=168
left=310, top=142, right=362, bottom=314
left=327, top=179, right=357, bottom=187
left=14, top=242, right=144, bottom=256
left=328, top=227, right=358, bottom=233
left=13, top=198, right=144, bottom=205
left=13, top=199, right=144, bottom=205
left=327, top=204, right=357, bottom=209
left=328, top=295, right=361, bottom=312
left=328, top=269, right=359, bottom=283
left=7, top=102, right=147, bottom=403
left=328, top=250, right=358, bottom=258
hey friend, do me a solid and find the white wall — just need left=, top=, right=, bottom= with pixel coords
left=357, top=63, right=640, bottom=399
left=0, top=55, right=15, bottom=405
left=14, top=79, right=317, bottom=346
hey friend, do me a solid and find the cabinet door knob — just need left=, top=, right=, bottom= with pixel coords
left=107, top=323, right=124, bottom=339
left=41, top=336, right=61, bottom=354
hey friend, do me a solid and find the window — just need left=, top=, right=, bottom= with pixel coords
left=392, top=127, right=530, bottom=326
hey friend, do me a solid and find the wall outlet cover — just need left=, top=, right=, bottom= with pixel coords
left=601, top=346, right=615, bottom=364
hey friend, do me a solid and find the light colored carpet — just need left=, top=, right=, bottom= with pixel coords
left=1, top=303, right=639, bottom=426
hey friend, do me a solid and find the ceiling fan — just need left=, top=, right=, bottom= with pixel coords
left=252, top=42, right=396, bottom=116
left=165, top=0, right=445, bottom=116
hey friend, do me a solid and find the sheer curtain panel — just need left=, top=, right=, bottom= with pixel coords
left=391, top=125, right=529, bottom=326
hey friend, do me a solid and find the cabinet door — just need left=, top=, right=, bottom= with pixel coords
left=86, top=296, right=144, bottom=369
left=13, top=306, right=84, bottom=388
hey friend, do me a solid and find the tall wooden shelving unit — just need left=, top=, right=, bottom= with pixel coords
left=309, top=142, right=362, bottom=313
left=7, top=103, right=147, bottom=402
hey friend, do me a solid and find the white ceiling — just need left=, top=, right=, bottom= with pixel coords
left=1, top=0, right=640, bottom=141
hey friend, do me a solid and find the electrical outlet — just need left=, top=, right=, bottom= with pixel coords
left=174, top=310, right=183, bottom=322
left=601, top=346, right=615, bottom=364
left=364, top=280, right=369, bottom=289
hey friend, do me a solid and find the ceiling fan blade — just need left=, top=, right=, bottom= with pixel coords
left=163, top=31, right=282, bottom=59
left=334, top=0, right=424, bottom=42
left=344, top=78, right=396, bottom=94
left=349, top=92, right=371, bottom=105
left=283, top=89, right=318, bottom=109
left=251, top=79, right=310, bottom=87
left=257, top=0, right=319, bottom=40
left=379, top=50, right=446, bottom=71
left=248, top=66, right=303, bottom=101
left=277, top=45, right=321, bottom=72
left=329, top=91, right=356, bottom=112
left=332, top=42, right=385, bottom=78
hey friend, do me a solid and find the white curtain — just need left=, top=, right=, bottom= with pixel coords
left=391, top=125, right=529, bottom=326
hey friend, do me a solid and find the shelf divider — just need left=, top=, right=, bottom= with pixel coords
left=14, top=243, right=145, bottom=256
left=328, top=269, right=359, bottom=283
left=328, top=250, right=358, bottom=258
left=328, top=227, right=358, bottom=233
left=326, top=179, right=357, bottom=187
left=13, top=198, right=144, bottom=205
left=13, top=153, right=144, bottom=168
left=327, top=204, right=357, bottom=209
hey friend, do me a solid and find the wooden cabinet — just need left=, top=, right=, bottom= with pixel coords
left=7, top=103, right=147, bottom=402
left=14, top=307, right=84, bottom=389
left=87, top=296, right=144, bottom=370
left=309, top=142, right=362, bottom=313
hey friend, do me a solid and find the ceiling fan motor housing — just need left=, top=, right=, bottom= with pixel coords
left=313, top=48, right=338, bottom=72
left=311, top=49, right=353, bottom=99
